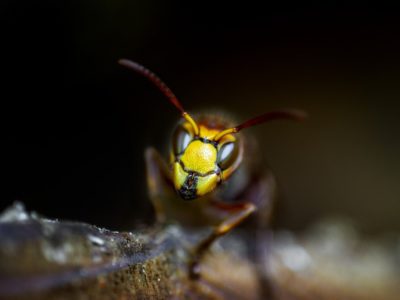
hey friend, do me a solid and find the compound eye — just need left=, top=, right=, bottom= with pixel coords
left=217, top=142, right=238, bottom=170
left=173, top=126, right=192, bottom=155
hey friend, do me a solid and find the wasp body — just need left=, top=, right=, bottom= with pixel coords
left=146, top=113, right=274, bottom=228
left=119, top=59, right=306, bottom=278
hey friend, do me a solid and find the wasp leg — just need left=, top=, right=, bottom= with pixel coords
left=189, top=202, right=256, bottom=279
left=145, top=147, right=173, bottom=224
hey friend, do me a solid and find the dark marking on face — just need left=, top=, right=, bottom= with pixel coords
left=178, top=173, right=198, bottom=200
left=193, top=136, right=219, bottom=148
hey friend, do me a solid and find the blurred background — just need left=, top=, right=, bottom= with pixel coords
left=1, top=1, right=399, bottom=234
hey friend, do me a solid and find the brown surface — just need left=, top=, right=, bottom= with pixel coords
left=0, top=203, right=261, bottom=300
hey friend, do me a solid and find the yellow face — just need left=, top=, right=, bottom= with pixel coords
left=171, top=121, right=242, bottom=200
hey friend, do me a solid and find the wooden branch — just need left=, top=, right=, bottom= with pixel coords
left=0, top=203, right=261, bottom=300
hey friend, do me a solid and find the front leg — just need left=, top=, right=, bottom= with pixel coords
left=189, top=202, right=256, bottom=279
left=145, top=147, right=174, bottom=224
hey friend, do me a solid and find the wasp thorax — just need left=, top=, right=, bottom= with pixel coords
left=171, top=122, right=242, bottom=200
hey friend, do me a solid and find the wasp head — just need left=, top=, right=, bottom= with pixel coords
left=171, top=119, right=242, bottom=200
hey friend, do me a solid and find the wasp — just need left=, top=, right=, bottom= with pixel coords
left=119, top=59, right=306, bottom=279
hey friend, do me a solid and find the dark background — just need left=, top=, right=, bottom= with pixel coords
left=1, top=2, right=399, bottom=233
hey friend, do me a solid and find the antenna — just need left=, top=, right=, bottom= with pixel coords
left=214, top=109, right=307, bottom=141
left=118, top=59, right=199, bottom=135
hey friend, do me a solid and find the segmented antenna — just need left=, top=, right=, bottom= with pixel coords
left=119, top=59, right=200, bottom=135
left=214, top=109, right=307, bottom=141
left=236, top=109, right=307, bottom=131
left=118, top=59, right=185, bottom=114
